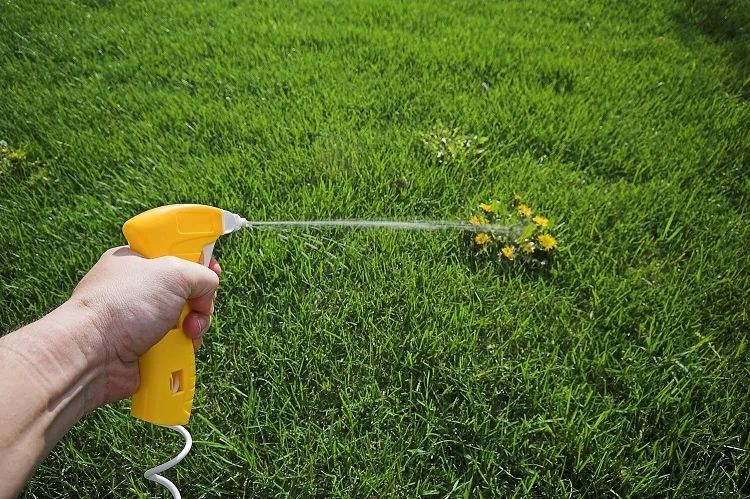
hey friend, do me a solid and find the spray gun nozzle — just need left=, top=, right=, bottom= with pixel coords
left=221, top=210, right=250, bottom=234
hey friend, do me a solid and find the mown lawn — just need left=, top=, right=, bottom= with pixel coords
left=1, top=0, right=749, bottom=497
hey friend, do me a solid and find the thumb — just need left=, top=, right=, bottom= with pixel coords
left=172, top=259, right=220, bottom=316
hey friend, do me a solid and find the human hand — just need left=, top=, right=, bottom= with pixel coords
left=67, top=247, right=221, bottom=407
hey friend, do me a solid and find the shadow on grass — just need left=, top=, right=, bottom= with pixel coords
left=76, top=0, right=116, bottom=7
left=672, top=0, right=750, bottom=99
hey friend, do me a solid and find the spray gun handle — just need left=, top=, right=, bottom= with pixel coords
left=122, top=204, right=232, bottom=426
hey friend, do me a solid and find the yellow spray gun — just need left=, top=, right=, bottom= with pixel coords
left=122, top=204, right=248, bottom=497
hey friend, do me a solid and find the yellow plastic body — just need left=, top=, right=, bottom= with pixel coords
left=123, top=204, right=225, bottom=426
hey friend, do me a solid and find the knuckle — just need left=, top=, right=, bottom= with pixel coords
left=101, top=245, right=128, bottom=260
left=100, top=247, right=116, bottom=259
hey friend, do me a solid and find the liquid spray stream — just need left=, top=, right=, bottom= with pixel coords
left=242, top=219, right=514, bottom=236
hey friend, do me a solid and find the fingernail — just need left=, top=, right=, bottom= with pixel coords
left=200, top=316, right=211, bottom=334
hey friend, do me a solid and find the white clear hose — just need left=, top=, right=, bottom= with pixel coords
left=143, top=425, right=192, bottom=499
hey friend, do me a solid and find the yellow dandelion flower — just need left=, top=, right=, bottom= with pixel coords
left=501, top=246, right=515, bottom=261
left=475, top=233, right=491, bottom=245
left=518, top=204, right=532, bottom=217
left=8, top=151, right=19, bottom=160
left=479, top=203, right=492, bottom=212
left=532, top=216, right=549, bottom=227
left=522, top=241, right=535, bottom=254
left=469, top=215, right=486, bottom=225
left=537, top=234, right=557, bottom=251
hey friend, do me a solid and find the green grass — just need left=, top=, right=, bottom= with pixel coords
left=2, top=0, right=749, bottom=496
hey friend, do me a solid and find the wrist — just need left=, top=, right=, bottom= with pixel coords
left=53, top=300, right=111, bottom=413
left=17, top=301, right=109, bottom=420
left=61, top=297, right=141, bottom=411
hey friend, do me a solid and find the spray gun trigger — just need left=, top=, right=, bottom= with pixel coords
left=200, top=242, right=215, bottom=267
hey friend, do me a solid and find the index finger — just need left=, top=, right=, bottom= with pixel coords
left=208, top=258, right=222, bottom=277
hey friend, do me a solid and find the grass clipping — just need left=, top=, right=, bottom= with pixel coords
left=468, top=195, right=558, bottom=269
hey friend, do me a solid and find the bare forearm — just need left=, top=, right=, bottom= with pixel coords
left=0, top=302, right=106, bottom=498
